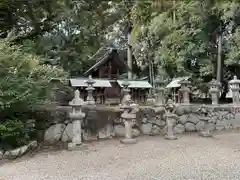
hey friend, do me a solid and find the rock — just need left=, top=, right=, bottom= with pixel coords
left=140, top=123, right=153, bottom=135
left=20, top=145, right=28, bottom=155
left=141, top=117, right=148, bottom=123
left=162, top=125, right=167, bottom=135
left=185, top=122, right=196, bottom=132
left=98, top=124, right=114, bottom=139
left=82, top=130, right=90, bottom=140
left=187, top=115, right=199, bottom=124
left=155, top=119, right=166, bottom=126
left=174, top=124, right=185, bottom=134
left=151, top=125, right=161, bottom=135
left=179, top=115, right=188, bottom=124
left=209, top=123, right=216, bottom=131
left=147, top=117, right=157, bottom=123
left=61, top=123, right=73, bottom=142
left=216, top=120, right=228, bottom=131
left=10, top=148, right=21, bottom=158
left=3, top=151, right=10, bottom=159
left=0, top=150, right=3, bottom=160
left=132, top=128, right=141, bottom=137
left=114, top=124, right=125, bottom=137
left=176, top=106, right=185, bottom=116
left=44, top=124, right=66, bottom=143
left=28, top=141, right=38, bottom=149
left=83, top=130, right=98, bottom=141
left=196, top=121, right=205, bottom=131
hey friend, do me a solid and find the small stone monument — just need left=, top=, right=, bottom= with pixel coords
left=119, top=80, right=139, bottom=144
left=85, top=75, right=96, bottom=105
left=164, top=99, right=178, bottom=140
left=209, top=79, right=221, bottom=105
left=179, top=79, right=191, bottom=104
left=146, top=90, right=156, bottom=105
left=197, top=105, right=213, bottom=137
left=154, top=76, right=166, bottom=106
left=229, top=76, right=240, bottom=105
left=68, top=89, right=86, bottom=150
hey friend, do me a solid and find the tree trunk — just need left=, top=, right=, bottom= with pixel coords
left=217, top=25, right=222, bottom=82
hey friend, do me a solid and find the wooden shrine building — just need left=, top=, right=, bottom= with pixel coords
left=70, top=46, right=152, bottom=104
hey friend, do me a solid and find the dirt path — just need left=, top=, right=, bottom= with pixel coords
left=1, top=132, right=240, bottom=180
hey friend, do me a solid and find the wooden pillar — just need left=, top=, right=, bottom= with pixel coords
left=117, top=69, right=119, bottom=78
left=108, top=60, right=112, bottom=79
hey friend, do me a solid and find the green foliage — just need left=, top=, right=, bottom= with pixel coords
left=132, top=0, right=240, bottom=83
left=226, top=28, right=240, bottom=65
left=0, top=39, right=68, bottom=149
left=0, top=119, right=35, bottom=150
left=0, top=39, right=68, bottom=111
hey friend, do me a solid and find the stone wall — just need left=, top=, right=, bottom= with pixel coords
left=42, top=105, right=240, bottom=144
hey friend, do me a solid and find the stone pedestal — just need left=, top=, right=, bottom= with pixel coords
left=196, top=105, right=213, bottom=138
left=209, top=79, right=221, bottom=105
left=199, top=117, right=212, bottom=137
left=68, top=90, right=86, bottom=151
left=179, top=80, right=191, bottom=105
left=164, top=114, right=178, bottom=140
left=229, top=76, right=240, bottom=105
left=120, top=80, right=139, bottom=144
left=120, top=117, right=137, bottom=144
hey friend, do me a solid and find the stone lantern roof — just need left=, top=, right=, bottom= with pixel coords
left=209, top=79, right=221, bottom=87
left=180, top=79, right=191, bottom=86
left=229, top=76, right=240, bottom=85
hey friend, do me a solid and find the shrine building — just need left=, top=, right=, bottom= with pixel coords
left=69, top=46, right=152, bottom=105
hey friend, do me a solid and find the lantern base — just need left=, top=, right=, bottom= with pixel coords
left=199, top=131, right=212, bottom=138
left=120, top=138, right=137, bottom=144
left=68, top=142, right=87, bottom=151
left=164, top=135, right=178, bottom=140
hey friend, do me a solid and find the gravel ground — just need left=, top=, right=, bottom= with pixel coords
left=1, top=132, right=240, bottom=180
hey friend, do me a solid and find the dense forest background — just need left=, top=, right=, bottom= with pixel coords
left=1, top=0, right=240, bottom=149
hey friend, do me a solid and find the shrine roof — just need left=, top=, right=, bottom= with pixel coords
left=70, top=78, right=111, bottom=87
left=117, top=80, right=152, bottom=89
left=84, top=46, right=130, bottom=76
left=166, top=76, right=190, bottom=88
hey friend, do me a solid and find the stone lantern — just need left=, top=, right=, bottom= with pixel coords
left=68, top=89, right=86, bottom=150
left=154, top=76, right=166, bottom=106
left=119, top=80, right=139, bottom=144
left=85, top=75, right=96, bottom=105
left=209, top=79, right=221, bottom=105
left=229, top=75, right=240, bottom=105
left=164, top=99, right=178, bottom=140
left=179, top=79, right=191, bottom=105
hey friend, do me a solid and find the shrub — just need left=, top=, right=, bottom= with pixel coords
left=0, top=39, right=69, bottom=149
left=0, top=119, right=35, bottom=150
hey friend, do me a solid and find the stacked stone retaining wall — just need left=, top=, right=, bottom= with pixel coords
left=42, top=105, right=240, bottom=144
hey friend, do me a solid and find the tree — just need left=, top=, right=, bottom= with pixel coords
left=132, top=0, right=240, bottom=81
left=1, top=0, right=128, bottom=76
